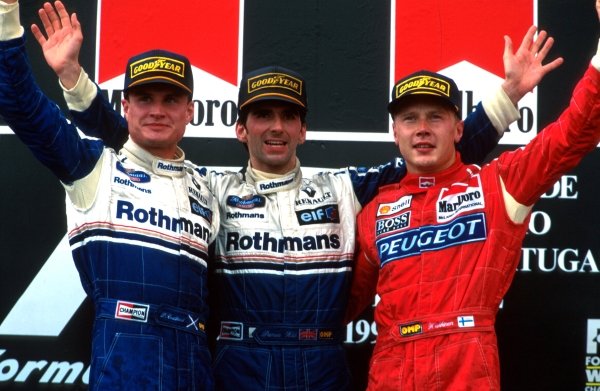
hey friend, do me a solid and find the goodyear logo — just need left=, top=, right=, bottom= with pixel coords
left=248, top=72, right=302, bottom=96
left=130, top=56, right=185, bottom=79
left=395, top=75, right=450, bottom=99
left=400, top=322, right=422, bottom=337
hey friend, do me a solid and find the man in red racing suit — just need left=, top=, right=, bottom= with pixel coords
left=347, top=28, right=600, bottom=390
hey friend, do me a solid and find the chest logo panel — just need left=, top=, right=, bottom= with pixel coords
left=437, top=174, right=484, bottom=222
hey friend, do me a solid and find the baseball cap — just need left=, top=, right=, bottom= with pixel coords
left=124, top=49, right=193, bottom=95
left=387, top=70, right=460, bottom=115
left=238, top=66, right=307, bottom=112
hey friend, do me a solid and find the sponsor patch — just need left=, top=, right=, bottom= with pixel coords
left=437, top=175, right=484, bottom=222
left=395, top=75, right=450, bottom=100
left=115, top=301, right=149, bottom=323
left=226, top=195, right=266, bottom=209
left=419, top=177, right=435, bottom=188
left=116, top=161, right=151, bottom=183
left=130, top=56, right=185, bottom=80
left=226, top=211, right=266, bottom=220
left=296, top=205, right=340, bottom=225
left=377, top=195, right=412, bottom=217
left=375, top=211, right=410, bottom=236
left=457, top=316, right=475, bottom=328
left=377, top=213, right=487, bottom=266
left=220, top=321, right=243, bottom=340
left=299, top=329, right=318, bottom=341
left=247, top=72, right=303, bottom=96
left=400, top=322, right=422, bottom=337
left=189, top=197, right=213, bottom=223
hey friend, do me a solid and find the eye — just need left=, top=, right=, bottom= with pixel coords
left=283, top=110, right=299, bottom=120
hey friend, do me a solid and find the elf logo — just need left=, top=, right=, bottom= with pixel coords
left=392, top=0, right=537, bottom=145
left=95, top=0, right=244, bottom=138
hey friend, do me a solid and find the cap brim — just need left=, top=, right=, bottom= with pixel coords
left=239, top=93, right=306, bottom=111
left=126, top=77, right=192, bottom=95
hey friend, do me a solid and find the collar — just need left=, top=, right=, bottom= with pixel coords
left=245, top=159, right=302, bottom=194
left=121, top=139, right=186, bottom=177
left=400, top=153, right=466, bottom=192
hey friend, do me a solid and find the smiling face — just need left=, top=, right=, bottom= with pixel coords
left=391, top=95, right=464, bottom=175
left=123, top=84, right=194, bottom=159
left=236, top=101, right=307, bottom=174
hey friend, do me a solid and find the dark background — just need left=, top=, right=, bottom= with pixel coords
left=1, top=0, right=599, bottom=389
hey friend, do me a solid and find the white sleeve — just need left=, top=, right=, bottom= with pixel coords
left=61, top=68, right=99, bottom=112
left=0, top=1, right=24, bottom=41
left=481, top=86, right=520, bottom=137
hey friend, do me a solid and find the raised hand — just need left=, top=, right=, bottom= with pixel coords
left=501, top=25, right=564, bottom=105
left=30, top=1, right=82, bottom=89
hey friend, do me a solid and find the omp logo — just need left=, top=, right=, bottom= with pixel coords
left=400, top=322, right=422, bottom=337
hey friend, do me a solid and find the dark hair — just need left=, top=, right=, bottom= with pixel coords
left=237, top=102, right=307, bottom=126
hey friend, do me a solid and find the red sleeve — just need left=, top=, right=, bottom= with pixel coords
left=498, top=65, right=600, bottom=205
left=345, top=203, right=380, bottom=323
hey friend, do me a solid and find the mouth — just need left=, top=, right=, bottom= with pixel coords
left=265, top=140, right=287, bottom=146
left=414, top=142, right=434, bottom=150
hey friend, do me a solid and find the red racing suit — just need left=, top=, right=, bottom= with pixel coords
left=348, top=64, right=600, bottom=390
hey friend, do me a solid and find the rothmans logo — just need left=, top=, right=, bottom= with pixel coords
left=130, top=56, right=185, bottom=79
left=248, top=72, right=302, bottom=96
left=395, top=76, right=451, bottom=99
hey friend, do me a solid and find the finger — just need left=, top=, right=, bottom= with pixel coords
left=503, top=35, right=513, bottom=59
left=30, top=24, right=47, bottom=47
left=530, top=30, right=547, bottom=54
left=37, top=8, right=54, bottom=36
left=535, top=36, right=555, bottom=62
left=54, top=1, right=71, bottom=28
left=43, top=2, right=62, bottom=31
left=518, top=25, right=537, bottom=51
left=541, top=57, right=564, bottom=74
left=71, top=12, right=81, bottom=32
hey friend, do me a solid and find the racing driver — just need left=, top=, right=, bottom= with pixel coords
left=0, top=1, right=219, bottom=389
left=346, top=12, right=600, bottom=390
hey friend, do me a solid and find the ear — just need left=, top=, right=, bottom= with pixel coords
left=298, top=122, right=307, bottom=145
left=454, top=120, right=464, bottom=144
left=186, top=100, right=194, bottom=124
left=122, top=98, right=129, bottom=120
left=235, top=121, right=248, bottom=143
left=392, top=118, right=400, bottom=147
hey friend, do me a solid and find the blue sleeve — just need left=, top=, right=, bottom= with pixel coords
left=0, top=36, right=103, bottom=184
left=70, top=87, right=129, bottom=151
left=346, top=158, right=407, bottom=206
left=457, top=102, right=500, bottom=164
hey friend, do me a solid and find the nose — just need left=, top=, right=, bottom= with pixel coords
left=271, top=113, right=285, bottom=131
left=149, top=102, right=166, bottom=117
left=415, top=118, right=430, bottom=135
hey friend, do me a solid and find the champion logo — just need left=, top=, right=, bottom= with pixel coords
left=115, top=301, right=149, bottom=323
